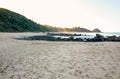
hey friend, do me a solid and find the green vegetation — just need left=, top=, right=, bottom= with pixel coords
left=0, top=8, right=48, bottom=32
left=0, top=8, right=101, bottom=32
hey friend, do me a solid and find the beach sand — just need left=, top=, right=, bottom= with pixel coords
left=0, top=33, right=120, bottom=79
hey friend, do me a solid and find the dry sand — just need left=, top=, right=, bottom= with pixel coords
left=0, top=33, right=120, bottom=79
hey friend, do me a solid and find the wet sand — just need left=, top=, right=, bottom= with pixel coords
left=0, top=33, right=120, bottom=79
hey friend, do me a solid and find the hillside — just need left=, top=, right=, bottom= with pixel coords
left=43, top=25, right=91, bottom=32
left=0, top=8, right=49, bottom=32
left=0, top=8, right=101, bottom=32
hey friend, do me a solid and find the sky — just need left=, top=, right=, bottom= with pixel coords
left=0, top=0, right=120, bottom=32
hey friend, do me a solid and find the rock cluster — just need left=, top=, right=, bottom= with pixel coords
left=20, top=33, right=120, bottom=42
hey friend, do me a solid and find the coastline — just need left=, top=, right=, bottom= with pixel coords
left=0, top=33, right=120, bottom=79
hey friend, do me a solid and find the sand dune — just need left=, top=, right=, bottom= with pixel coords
left=0, top=33, right=120, bottom=79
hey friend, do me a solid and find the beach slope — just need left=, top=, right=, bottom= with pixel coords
left=0, top=33, right=120, bottom=79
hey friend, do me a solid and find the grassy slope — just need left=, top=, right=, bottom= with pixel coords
left=0, top=8, right=100, bottom=32
left=0, top=8, right=48, bottom=32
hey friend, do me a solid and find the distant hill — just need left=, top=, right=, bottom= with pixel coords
left=43, top=25, right=91, bottom=32
left=92, top=28, right=101, bottom=32
left=0, top=8, right=101, bottom=32
left=0, top=8, right=49, bottom=32
left=70, top=27, right=91, bottom=32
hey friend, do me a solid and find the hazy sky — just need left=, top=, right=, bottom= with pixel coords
left=0, top=0, right=120, bottom=32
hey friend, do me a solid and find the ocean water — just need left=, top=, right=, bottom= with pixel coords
left=76, top=32, right=120, bottom=37
left=103, top=32, right=120, bottom=36
left=93, top=32, right=120, bottom=37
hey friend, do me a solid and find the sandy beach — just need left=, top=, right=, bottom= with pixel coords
left=0, top=33, right=120, bottom=79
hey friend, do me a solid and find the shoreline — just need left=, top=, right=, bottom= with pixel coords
left=0, top=33, right=120, bottom=79
left=14, top=32, right=120, bottom=42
